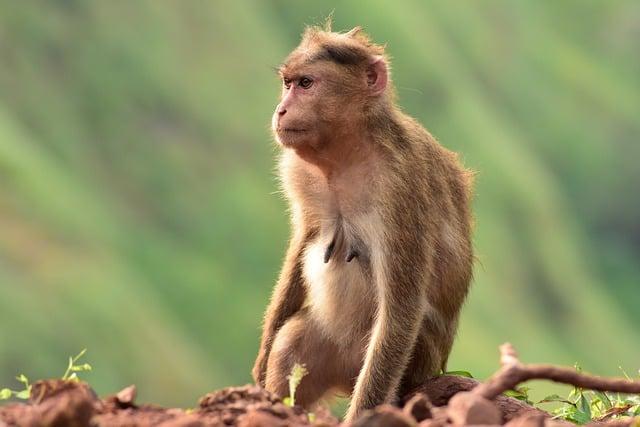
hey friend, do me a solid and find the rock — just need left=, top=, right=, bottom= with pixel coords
left=447, top=392, right=502, bottom=426
left=505, top=414, right=546, bottom=427
left=115, top=385, right=137, bottom=406
left=543, top=420, right=576, bottom=427
left=238, top=410, right=290, bottom=427
left=26, top=379, right=99, bottom=427
left=403, top=393, right=433, bottom=422
left=351, top=405, right=416, bottom=427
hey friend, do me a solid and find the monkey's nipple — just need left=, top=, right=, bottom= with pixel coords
left=323, top=239, right=336, bottom=263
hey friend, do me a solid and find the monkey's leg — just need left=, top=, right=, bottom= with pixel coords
left=398, top=317, right=448, bottom=397
left=345, top=250, right=426, bottom=421
left=253, top=229, right=314, bottom=387
left=265, top=311, right=341, bottom=408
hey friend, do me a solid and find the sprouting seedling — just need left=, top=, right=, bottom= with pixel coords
left=283, top=363, right=308, bottom=407
left=1, top=349, right=91, bottom=401
left=0, top=374, right=31, bottom=401
left=62, top=349, right=92, bottom=381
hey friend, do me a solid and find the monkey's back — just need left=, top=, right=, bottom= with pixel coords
left=383, top=113, right=474, bottom=378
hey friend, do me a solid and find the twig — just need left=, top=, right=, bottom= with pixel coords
left=474, top=343, right=640, bottom=401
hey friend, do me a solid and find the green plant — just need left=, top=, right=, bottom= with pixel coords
left=282, top=363, right=308, bottom=407
left=0, top=374, right=31, bottom=401
left=504, top=386, right=533, bottom=405
left=0, top=349, right=91, bottom=401
left=443, top=370, right=474, bottom=378
left=61, top=349, right=92, bottom=382
left=538, top=365, right=640, bottom=424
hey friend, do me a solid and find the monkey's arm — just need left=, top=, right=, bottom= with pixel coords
left=345, top=231, right=428, bottom=421
left=252, top=229, right=312, bottom=387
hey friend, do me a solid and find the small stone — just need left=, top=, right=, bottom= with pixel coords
left=505, top=414, right=546, bottom=427
left=352, top=405, right=416, bottom=427
left=447, top=392, right=502, bottom=426
left=157, top=415, right=205, bottom=427
left=544, top=419, right=577, bottom=427
left=116, top=385, right=137, bottom=405
left=27, top=379, right=98, bottom=427
left=403, top=393, right=433, bottom=422
left=237, top=410, right=289, bottom=427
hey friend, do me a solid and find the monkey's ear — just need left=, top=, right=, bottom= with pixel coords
left=366, top=56, right=388, bottom=96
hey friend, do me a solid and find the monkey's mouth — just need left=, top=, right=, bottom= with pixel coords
left=278, top=128, right=307, bottom=134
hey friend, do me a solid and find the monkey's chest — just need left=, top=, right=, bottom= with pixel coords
left=301, top=234, right=377, bottom=346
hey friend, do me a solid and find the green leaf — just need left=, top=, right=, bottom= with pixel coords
left=444, top=370, right=474, bottom=378
left=568, top=410, right=592, bottom=425
left=15, top=389, right=30, bottom=400
left=538, top=394, right=575, bottom=405
left=282, top=396, right=292, bottom=407
left=619, top=366, right=632, bottom=380
left=286, top=363, right=308, bottom=407
left=71, top=363, right=92, bottom=372
left=0, top=388, right=12, bottom=400
left=576, top=394, right=592, bottom=422
left=16, top=374, right=29, bottom=385
left=504, top=389, right=527, bottom=400
left=72, top=349, right=87, bottom=363
left=593, top=391, right=612, bottom=409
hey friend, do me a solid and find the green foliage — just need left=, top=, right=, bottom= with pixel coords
left=504, top=386, right=533, bottom=405
left=538, top=365, right=640, bottom=424
left=61, top=349, right=92, bottom=382
left=0, top=374, right=31, bottom=401
left=443, top=370, right=474, bottom=378
left=283, top=363, right=308, bottom=407
left=0, top=350, right=91, bottom=401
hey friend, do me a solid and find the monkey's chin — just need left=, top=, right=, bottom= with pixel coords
left=275, top=129, right=311, bottom=148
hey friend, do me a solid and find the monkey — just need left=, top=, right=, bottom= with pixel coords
left=252, top=23, right=474, bottom=422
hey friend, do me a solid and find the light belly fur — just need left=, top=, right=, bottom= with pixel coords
left=301, top=216, right=380, bottom=348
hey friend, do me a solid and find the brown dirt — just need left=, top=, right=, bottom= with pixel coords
left=0, top=378, right=637, bottom=427
left=0, top=380, right=337, bottom=427
left=2, top=344, right=639, bottom=426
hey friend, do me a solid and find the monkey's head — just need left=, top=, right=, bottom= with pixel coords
left=273, top=25, right=391, bottom=153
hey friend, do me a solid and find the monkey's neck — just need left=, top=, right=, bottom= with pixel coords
left=293, top=131, right=376, bottom=180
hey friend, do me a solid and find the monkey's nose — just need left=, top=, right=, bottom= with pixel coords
left=277, top=105, right=287, bottom=116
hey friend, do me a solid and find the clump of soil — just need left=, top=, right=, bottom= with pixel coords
left=2, top=344, right=640, bottom=427
left=0, top=380, right=336, bottom=427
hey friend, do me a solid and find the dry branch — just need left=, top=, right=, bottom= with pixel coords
left=474, top=343, right=640, bottom=400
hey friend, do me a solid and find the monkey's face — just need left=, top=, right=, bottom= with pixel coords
left=273, top=29, right=389, bottom=153
left=272, top=62, right=360, bottom=150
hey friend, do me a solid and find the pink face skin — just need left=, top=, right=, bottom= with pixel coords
left=272, top=56, right=388, bottom=152
left=272, top=71, right=323, bottom=148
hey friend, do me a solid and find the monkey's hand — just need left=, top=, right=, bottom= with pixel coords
left=252, top=344, right=269, bottom=387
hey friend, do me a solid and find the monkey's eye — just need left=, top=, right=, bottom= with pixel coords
left=283, top=78, right=292, bottom=89
left=299, top=77, right=313, bottom=89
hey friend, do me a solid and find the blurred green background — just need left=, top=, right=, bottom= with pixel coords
left=1, top=0, right=639, bottom=408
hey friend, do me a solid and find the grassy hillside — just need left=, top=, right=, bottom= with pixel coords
left=0, top=1, right=638, bottom=407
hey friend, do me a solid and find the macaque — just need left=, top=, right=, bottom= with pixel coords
left=252, top=23, right=474, bottom=422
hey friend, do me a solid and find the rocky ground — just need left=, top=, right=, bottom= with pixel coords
left=1, top=344, right=639, bottom=427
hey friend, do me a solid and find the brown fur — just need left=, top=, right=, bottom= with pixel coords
left=253, top=24, right=474, bottom=421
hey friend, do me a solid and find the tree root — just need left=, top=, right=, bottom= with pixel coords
left=405, top=343, right=640, bottom=427
left=475, top=343, right=640, bottom=401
